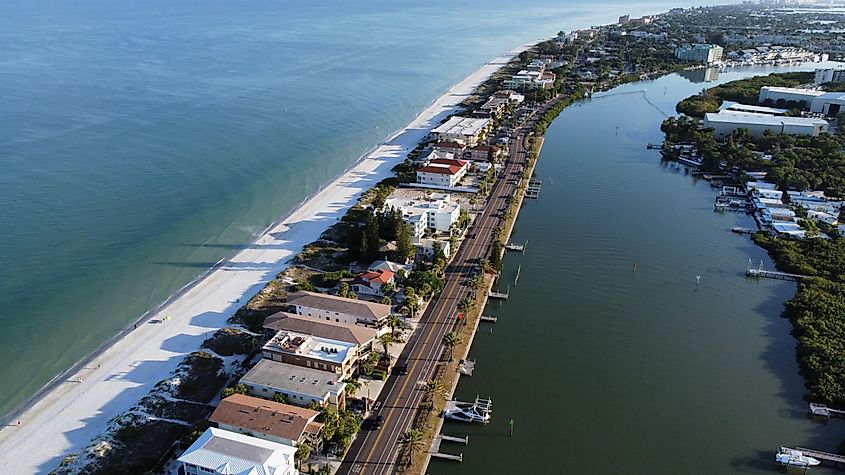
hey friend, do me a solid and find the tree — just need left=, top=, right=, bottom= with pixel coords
left=441, top=331, right=462, bottom=361
left=338, top=282, right=352, bottom=298
left=489, top=241, right=503, bottom=272
left=395, top=222, right=416, bottom=263
left=403, top=288, right=419, bottom=316
left=458, top=296, right=474, bottom=314
left=380, top=295, right=392, bottom=305
left=399, top=429, right=425, bottom=465
left=423, top=379, right=445, bottom=400
left=272, top=393, right=288, bottom=404
left=221, top=383, right=247, bottom=399
left=295, top=443, right=311, bottom=470
left=386, top=314, right=402, bottom=336
left=379, top=333, right=394, bottom=357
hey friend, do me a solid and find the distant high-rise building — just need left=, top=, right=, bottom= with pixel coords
left=618, top=14, right=630, bottom=25
left=815, top=67, right=845, bottom=85
left=675, top=44, right=724, bottom=64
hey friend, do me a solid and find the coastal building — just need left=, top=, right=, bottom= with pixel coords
left=703, top=111, right=829, bottom=138
left=618, top=14, right=630, bottom=24
left=503, top=69, right=556, bottom=90
left=261, top=330, right=358, bottom=378
left=466, top=145, right=491, bottom=162
left=674, top=44, right=723, bottom=64
left=286, top=290, right=392, bottom=326
left=815, top=67, right=845, bottom=85
left=210, top=394, right=323, bottom=450
left=719, top=101, right=787, bottom=116
left=416, top=158, right=470, bottom=188
left=758, top=86, right=824, bottom=106
left=240, top=359, right=347, bottom=409
left=493, top=89, right=525, bottom=104
left=177, top=427, right=298, bottom=475
left=474, top=96, right=509, bottom=119
left=384, top=190, right=461, bottom=238
left=431, top=141, right=466, bottom=157
left=573, top=29, right=597, bottom=40
left=350, top=269, right=395, bottom=296
left=262, top=312, right=379, bottom=353
left=368, top=259, right=411, bottom=276
left=415, top=237, right=450, bottom=259
left=810, top=92, right=845, bottom=117
left=430, top=116, right=490, bottom=146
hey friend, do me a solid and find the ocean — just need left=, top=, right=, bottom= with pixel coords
left=0, top=0, right=720, bottom=418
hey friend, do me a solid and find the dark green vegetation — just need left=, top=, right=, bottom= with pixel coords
left=675, top=72, right=814, bottom=117
left=753, top=234, right=845, bottom=407
left=662, top=116, right=845, bottom=196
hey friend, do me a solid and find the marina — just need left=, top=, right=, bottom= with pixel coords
left=443, top=397, right=492, bottom=424
left=525, top=179, right=543, bottom=199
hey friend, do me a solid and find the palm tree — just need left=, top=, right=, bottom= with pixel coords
left=423, top=379, right=445, bottom=401
left=379, top=333, right=394, bottom=358
left=386, top=314, right=402, bottom=337
left=399, top=429, right=425, bottom=465
left=458, top=296, right=474, bottom=314
left=294, top=443, right=311, bottom=470
left=441, top=331, right=462, bottom=362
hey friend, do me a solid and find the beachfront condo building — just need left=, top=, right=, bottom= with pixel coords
left=430, top=116, right=490, bottom=146
left=178, top=427, right=298, bottom=475
left=384, top=190, right=461, bottom=238
left=210, top=394, right=324, bottom=450
left=240, top=359, right=347, bottom=409
left=261, top=329, right=359, bottom=379
left=286, top=290, right=392, bottom=327
left=415, top=158, right=469, bottom=188
left=262, top=312, right=379, bottom=355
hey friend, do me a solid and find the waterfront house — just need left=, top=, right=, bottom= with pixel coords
left=287, top=290, right=392, bottom=327
left=263, top=312, right=379, bottom=354
left=415, top=237, right=450, bottom=259
left=431, top=116, right=490, bottom=146
left=415, top=158, right=469, bottom=188
left=177, top=427, right=297, bottom=475
left=240, top=359, right=346, bottom=409
left=210, top=394, right=323, bottom=450
left=384, top=190, right=461, bottom=238
left=368, top=259, right=411, bottom=276
left=350, top=269, right=395, bottom=296
left=262, top=330, right=358, bottom=379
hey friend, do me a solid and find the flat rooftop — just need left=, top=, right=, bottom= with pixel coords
left=240, top=359, right=345, bottom=398
left=705, top=111, right=828, bottom=127
left=385, top=190, right=459, bottom=216
left=263, top=331, right=355, bottom=364
left=431, top=116, right=490, bottom=137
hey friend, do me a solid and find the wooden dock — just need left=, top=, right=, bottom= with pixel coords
left=731, top=227, right=755, bottom=234
left=480, top=315, right=498, bottom=323
left=505, top=240, right=527, bottom=252
left=810, top=403, right=845, bottom=420
left=488, top=289, right=509, bottom=299
left=791, top=447, right=845, bottom=467
left=458, top=359, right=476, bottom=376
left=430, top=435, right=464, bottom=462
left=745, top=268, right=807, bottom=281
left=525, top=179, right=542, bottom=199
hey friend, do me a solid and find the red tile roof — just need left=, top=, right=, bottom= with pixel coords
left=417, top=165, right=463, bottom=175
left=428, top=158, right=467, bottom=167
left=356, top=269, right=395, bottom=285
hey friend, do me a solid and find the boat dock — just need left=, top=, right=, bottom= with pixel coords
left=505, top=240, right=527, bottom=252
left=458, top=359, right=476, bottom=376
left=731, top=227, right=756, bottom=234
left=810, top=403, right=845, bottom=420
left=488, top=288, right=509, bottom=299
left=525, top=179, right=542, bottom=199
left=746, top=268, right=807, bottom=281
left=429, top=434, right=468, bottom=463
left=480, top=315, right=497, bottom=323
left=788, top=447, right=845, bottom=467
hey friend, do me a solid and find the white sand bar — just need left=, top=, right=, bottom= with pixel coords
left=0, top=45, right=528, bottom=474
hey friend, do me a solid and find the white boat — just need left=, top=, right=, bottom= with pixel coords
left=444, top=396, right=492, bottom=423
left=776, top=447, right=821, bottom=467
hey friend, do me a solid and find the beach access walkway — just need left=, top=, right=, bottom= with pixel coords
left=0, top=46, right=528, bottom=474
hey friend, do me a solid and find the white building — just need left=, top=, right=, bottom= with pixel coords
left=416, top=158, right=470, bottom=187
left=815, top=67, right=845, bottom=85
left=675, top=44, right=723, bottom=64
left=503, top=69, right=556, bottom=90
left=431, top=116, right=490, bottom=146
left=758, top=86, right=824, bottom=106
left=240, top=359, right=347, bottom=408
left=287, top=290, right=392, bottom=326
left=415, top=237, right=451, bottom=259
left=385, top=191, right=461, bottom=238
left=703, top=111, right=828, bottom=138
left=350, top=269, right=395, bottom=296
left=178, top=427, right=298, bottom=475
left=810, top=92, right=845, bottom=117
left=493, top=89, right=525, bottom=104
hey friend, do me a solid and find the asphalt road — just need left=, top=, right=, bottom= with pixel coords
left=336, top=106, right=545, bottom=475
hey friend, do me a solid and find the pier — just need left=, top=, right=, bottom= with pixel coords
left=745, top=268, right=807, bottom=281
left=429, top=434, right=468, bottom=462
left=488, top=288, right=509, bottom=299
left=731, top=227, right=755, bottom=234
left=788, top=447, right=845, bottom=467
left=505, top=240, right=527, bottom=252
left=810, top=403, right=845, bottom=420
left=458, top=359, right=476, bottom=376
left=525, top=179, right=542, bottom=199
left=480, top=315, right=498, bottom=323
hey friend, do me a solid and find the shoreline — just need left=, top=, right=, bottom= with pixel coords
left=0, top=44, right=531, bottom=474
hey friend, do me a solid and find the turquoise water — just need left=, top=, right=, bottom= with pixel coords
left=431, top=65, right=845, bottom=474
left=0, top=0, right=723, bottom=419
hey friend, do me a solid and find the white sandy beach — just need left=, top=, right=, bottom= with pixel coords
left=0, top=45, right=528, bottom=474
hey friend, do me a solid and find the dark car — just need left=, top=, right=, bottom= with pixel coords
left=363, top=415, right=384, bottom=431
left=394, top=362, right=409, bottom=375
